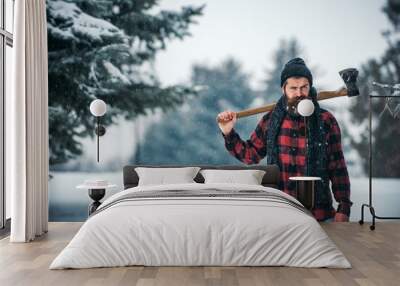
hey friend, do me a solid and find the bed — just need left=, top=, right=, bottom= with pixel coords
left=50, top=165, right=351, bottom=269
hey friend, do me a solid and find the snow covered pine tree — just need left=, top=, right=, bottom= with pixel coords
left=47, top=0, right=203, bottom=166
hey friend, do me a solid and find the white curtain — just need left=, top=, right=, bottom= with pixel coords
left=9, top=0, right=49, bottom=242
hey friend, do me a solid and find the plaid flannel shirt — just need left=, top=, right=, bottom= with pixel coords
left=223, top=110, right=352, bottom=221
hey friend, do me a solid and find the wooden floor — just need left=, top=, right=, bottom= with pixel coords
left=0, top=222, right=399, bottom=286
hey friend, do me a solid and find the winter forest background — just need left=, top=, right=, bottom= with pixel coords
left=47, top=0, right=400, bottom=221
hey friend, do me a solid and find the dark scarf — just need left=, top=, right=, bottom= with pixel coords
left=265, top=87, right=332, bottom=207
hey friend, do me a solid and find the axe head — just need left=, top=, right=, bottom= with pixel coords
left=339, top=68, right=359, bottom=97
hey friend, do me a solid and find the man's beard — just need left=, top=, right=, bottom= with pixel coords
left=286, top=95, right=309, bottom=117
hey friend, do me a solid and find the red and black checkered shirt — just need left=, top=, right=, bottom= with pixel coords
left=223, top=110, right=352, bottom=221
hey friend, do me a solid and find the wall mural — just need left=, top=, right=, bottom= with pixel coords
left=47, top=0, right=400, bottom=222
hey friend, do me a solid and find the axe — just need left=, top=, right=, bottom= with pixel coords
left=217, top=68, right=359, bottom=122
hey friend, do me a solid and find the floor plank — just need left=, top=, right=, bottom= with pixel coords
left=0, top=222, right=399, bottom=286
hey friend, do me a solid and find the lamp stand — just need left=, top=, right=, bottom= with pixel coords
left=94, top=117, right=106, bottom=163
left=304, top=116, right=308, bottom=176
left=97, top=117, right=99, bottom=162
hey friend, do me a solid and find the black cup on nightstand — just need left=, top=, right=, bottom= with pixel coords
left=289, top=176, right=321, bottom=210
left=76, top=180, right=116, bottom=217
left=88, top=188, right=106, bottom=215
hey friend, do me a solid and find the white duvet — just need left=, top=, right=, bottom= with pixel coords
left=50, top=183, right=351, bottom=269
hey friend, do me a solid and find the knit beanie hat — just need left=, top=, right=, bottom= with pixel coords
left=280, top=57, right=313, bottom=87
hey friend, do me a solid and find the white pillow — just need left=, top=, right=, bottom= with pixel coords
left=200, top=169, right=266, bottom=185
left=135, top=167, right=201, bottom=186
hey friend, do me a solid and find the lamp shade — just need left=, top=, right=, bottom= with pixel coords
left=297, top=99, right=314, bottom=117
left=90, top=99, right=107, bottom=117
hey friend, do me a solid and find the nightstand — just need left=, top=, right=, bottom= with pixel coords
left=289, top=176, right=321, bottom=210
left=77, top=180, right=117, bottom=215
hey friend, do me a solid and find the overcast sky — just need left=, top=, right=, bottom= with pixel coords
left=155, top=0, right=390, bottom=90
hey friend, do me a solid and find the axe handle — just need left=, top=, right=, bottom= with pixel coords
left=235, top=88, right=348, bottom=119
left=317, top=87, right=347, bottom=101
left=236, top=103, right=276, bottom=118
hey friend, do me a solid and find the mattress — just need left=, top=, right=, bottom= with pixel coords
left=50, top=183, right=351, bottom=269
